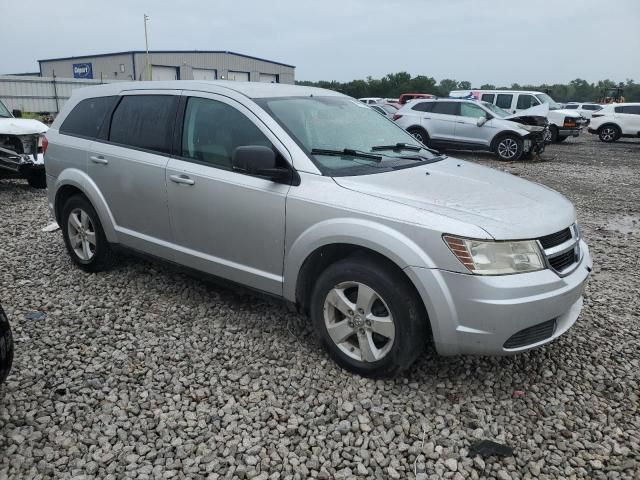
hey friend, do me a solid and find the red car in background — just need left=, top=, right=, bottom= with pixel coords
left=398, top=93, right=436, bottom=105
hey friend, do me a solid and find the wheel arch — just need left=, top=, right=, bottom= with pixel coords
left=597, top=122, right=621, bottom=134
left=52, top=169, right=118, bottom=242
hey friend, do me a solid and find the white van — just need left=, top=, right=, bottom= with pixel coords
left=450, top=90, right=586, bottom=142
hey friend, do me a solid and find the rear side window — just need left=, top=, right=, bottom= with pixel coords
left=412, top=102, right=434, bottom=112
left=481, top=94, right=495, bottom=103
left=431, top=102, right=459, bottom=115
left=109, top=95, right=178, bottom=154
left=564, top=104, right=579, bottom=109
left=495, top=94, right=513, bottom=109
left=617, top=105, right=640, bottom=114
left=582, top=105, right=601, bottom=111
left=60, top=96, right=117, bottom=138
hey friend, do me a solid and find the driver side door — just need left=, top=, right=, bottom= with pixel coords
left=454, top=102, right=496, bottom=146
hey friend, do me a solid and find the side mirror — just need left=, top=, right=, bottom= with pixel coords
left=477, top=116, right=488, bottom=127
left=12, top=109, right=22, bottom=118
left=232, top=145, right=290, bottom=182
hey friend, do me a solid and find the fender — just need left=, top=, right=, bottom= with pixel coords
left=283, top=217, right=437, bottom=302
left=53, top=168, right=119, bottom=243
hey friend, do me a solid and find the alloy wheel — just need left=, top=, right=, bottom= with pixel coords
left=600, top=127, right=616, bottom=142
left=410, top=131, right=424, bottom=143
left=323, top=281, right=395, bottom=362
left=497, top=138, right=519, bottom=159
left=67, top=208, right=97, bottom=261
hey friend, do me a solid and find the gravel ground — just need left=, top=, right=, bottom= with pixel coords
left=1, top=133, right=639, bottom=480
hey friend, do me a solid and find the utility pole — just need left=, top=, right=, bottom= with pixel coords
left=144, top=14, right=151, bottom=81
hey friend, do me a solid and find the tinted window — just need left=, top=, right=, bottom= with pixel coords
left=582, top=105, right=601, bottom=111
left=431, top=102, right=458, bottom=115
left=60, top=96, right=117, bottom=138
left=481, top=94, right=495, bottom=103
left=181, top=97, right=272, bottom=169
left=412, top=102, right=434, bottom=112
left=495, top=94, right=513, bottom=109
left=564, top=104, right=579, bottom=109
left=614, top=106, right=623, bottom=113
left=460, top=103, right=486, bottom=118
left=109, top=95, right=177, bottom=154
left=516, top=94, right=539, bottom=109
left=619, top=105, right=640, bottom=114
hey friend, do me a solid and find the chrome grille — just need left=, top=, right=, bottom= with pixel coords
left=538, top=224, right=580, bottom=275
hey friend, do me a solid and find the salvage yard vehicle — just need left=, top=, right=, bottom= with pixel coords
left=394, top=98, right=548, bottom=160
left=0, top=100, right=48, bottom=188
left=588, top=103, right=640, bottom=142
left=0, top=304, right=13, bottom=385
left=45, top=81, right=592, bottom=377
left=564, top=102, right=603, bottom=121
left=451, top=89, right=586, bottom=143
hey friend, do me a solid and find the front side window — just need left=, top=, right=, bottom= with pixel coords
left=495, top=94, right=513, bottom=109
left=181, top=97, right=272, bottom=169
left=109, top=95, right=177, bottom=154
left=431, top=102, right=459, bottom=115
left=256, top=96, right=441, bottom=176
left=564, top=104, right=579, bottom=109
left=460, top=103, right=486, bottom=118
left=481, top=101, right=510, bottom=118
left=60, top=96, right=118, bottom=138
left=516, top=94, right=540, bottom=110
left=582, top=105, right=602, bottom=111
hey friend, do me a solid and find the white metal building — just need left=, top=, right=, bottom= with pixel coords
left=38, top=50, right=295, bottom=84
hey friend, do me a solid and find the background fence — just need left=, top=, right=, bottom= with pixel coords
left=0, top=75, right=123, bottom=114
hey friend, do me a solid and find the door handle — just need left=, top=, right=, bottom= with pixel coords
left=90, top=155, right=108, bottom=165
left=456, top=121, right=466, bottom=124
left=169, top=174, right=195, bottom=186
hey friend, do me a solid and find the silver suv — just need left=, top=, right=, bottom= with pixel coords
left=394, top=98, right=548, bottom=160
left=45, top=81, right=592, bottom=377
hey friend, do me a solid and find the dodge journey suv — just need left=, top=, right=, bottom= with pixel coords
left=45, top=81, right=592, bottom=377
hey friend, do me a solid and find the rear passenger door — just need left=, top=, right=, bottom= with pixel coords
left=88, top=91, right=179, bottom=259
left=616, top=105, right=640, bottom=135
left=427, top=101, right=459, bottom=142
left=165, top=93, right=291, bottom=295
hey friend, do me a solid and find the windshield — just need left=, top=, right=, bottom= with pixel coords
left=535, top=93, right=561, bottom=110
left=255, top=96, right=442, bottom=176
left=481, top=101, right=510, bottom=118
left=0, top=100, right=11, bottom=118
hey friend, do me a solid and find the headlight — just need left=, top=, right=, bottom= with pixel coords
left=443, top=235, right=545, bottom=275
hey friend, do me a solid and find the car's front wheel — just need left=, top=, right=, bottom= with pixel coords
left=598, top=125, right=619, bottom=142
left=0, top=305, right=13, bottom=385
left=495, top=135, right=523, bottom=161
left=61, top=195, right=116, bottom=272
left=310, top=255, right=428, bottom=377
left=407, top=127, right=430, bottom=147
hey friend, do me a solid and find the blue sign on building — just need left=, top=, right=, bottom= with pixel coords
left=72, top=63, right=93, bottom=79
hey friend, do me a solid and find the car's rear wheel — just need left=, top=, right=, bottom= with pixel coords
left=545, top=125, right=559, bottom=143
left=407, top=127, right=430, bottom=147
left=598, top=125, right=619, bottom=142
left=26, top=171, right=47, bottom=189
left=61, top=195, right=116, bottom=272
left=495, top=135, right=523, bottom=161
left=310, top=255, right=428, bottom=377
left=0, top=305, right=13, bottom=385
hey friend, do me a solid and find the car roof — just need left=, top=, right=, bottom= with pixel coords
left=68, top=80, right=346, bottom=100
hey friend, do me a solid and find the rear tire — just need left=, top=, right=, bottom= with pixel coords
left=598, top=125, right=620, bottom=143
left=26, top=171, right=46, bottom=189
left=310, top=255, right=428, bottom=378
left=548, top=125, right=559, bottom=143
left=61, top=195, right=116, bottom=272
left=407, top=127, right=431, bottom=147
left=0, top=305, right=13, bottom=385
left=494, top=134, right=524, bottom=161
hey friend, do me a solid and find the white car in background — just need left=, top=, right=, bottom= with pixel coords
left=588, top=103, right=640, bottom=142
left=564, top=102, right=603, bottom=120
left=359, top=97, right=383, bottom=105
left=450, top=89, right=586, bottom=143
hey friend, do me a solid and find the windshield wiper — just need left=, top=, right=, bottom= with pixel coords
left=311, top=148, right=382, bottom=162
left=371, top=143, right=422, bottom=152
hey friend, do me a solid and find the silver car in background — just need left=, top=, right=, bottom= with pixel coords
left=394, top=98, right=548, bottom=160
left=45, top=81, right=591, bottom=377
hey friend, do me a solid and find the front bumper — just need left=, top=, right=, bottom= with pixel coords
left=405, top=239, right=592, bottom=356
left=558, top=127, right=582, bottom=137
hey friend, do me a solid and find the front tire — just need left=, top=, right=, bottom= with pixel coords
left=598, top=125, right=620, bottom=143
left=61, top=195, right=116, bottom=272
left=407, top=127, right=430, bottom=147
left=495, top=135, right=524, bottom=161
left=0, top=305, right=13, bottom=385
left=310, top=255, right=428, bottom=378
left=546, top=125, right=559, bottom=143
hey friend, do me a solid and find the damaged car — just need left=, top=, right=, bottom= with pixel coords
left=0, top=99, right=48, bottom=188
left=394, top=98, right=548, bottom=161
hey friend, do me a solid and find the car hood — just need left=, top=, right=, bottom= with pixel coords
left=553, top=108, right=582, bottom=118
left=0, top=118, right=48, bottom=135
left=333, top=158, right=576, bottom=239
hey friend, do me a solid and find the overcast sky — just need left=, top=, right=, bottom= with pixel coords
left=3, top=0, right=639, bottom=85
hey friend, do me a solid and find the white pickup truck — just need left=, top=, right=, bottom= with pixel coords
left=0, top=99, right=48, bottom=188
left=450, top=89, right=587, bottom=142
